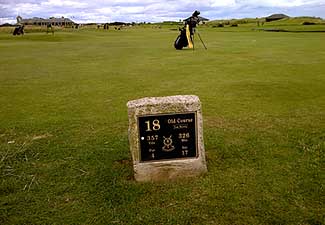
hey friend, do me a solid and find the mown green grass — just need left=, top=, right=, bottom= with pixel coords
left=0, top=27, right=324, bottom=224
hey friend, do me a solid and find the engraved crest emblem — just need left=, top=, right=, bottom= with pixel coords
left=162, top=135, right=175, bottom=152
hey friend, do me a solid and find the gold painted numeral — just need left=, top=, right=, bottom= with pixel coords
left=182, top=150, right=189, bottom=156
left=145, top=119, right=161, bottom=132
left=147, top=135, right=159, bottom=141
left=179, top=133, right=190, bottom=139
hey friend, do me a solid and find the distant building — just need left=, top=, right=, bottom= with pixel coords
left=265, top=14, right=289, bottom=22
left=21, top=17, right=75, bottom=27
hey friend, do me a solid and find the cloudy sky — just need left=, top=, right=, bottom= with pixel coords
left=0, top=0, right=324, bottom=24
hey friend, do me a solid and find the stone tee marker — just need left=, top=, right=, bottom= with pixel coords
left=127, top=95, right=207, bottom=182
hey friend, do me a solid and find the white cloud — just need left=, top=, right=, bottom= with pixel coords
left=96, top=7, right=114, bottom=15
left=0, top=0, right=324, bottom=24
left=209, top=0, right=237, bottom=7
left=42, top=0, right=87, bottom=8
left=235, top=0, right=324, bottom=7
left=16, top=3, right=42, bottom=14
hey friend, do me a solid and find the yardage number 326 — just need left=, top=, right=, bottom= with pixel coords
left=145, top=119, right=161, bottom=132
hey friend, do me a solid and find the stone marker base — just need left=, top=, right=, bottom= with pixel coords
left=133, top=158, right=207, bottom=182
left=127, top=95, right=207, bottom=182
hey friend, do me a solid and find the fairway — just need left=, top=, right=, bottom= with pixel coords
left=0, top=27, right=324, bottom=224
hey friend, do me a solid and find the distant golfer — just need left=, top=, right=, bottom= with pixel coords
left=47, top=23, right=54, bottom=34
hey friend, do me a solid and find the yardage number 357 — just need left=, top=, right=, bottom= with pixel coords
left=145, top=119, right=161, bottom=132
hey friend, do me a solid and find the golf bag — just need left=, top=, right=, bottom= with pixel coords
left=174, top=10, right=201, bottom=50
left=13, top=25, right=24, bottom=35
left=174, top=27, right=188, bottom=50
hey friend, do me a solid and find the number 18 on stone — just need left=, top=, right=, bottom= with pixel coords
left=127, top=95, right=207, bottom=182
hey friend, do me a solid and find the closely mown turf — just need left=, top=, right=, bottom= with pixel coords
left=0, top=25, right=324, bottom=224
